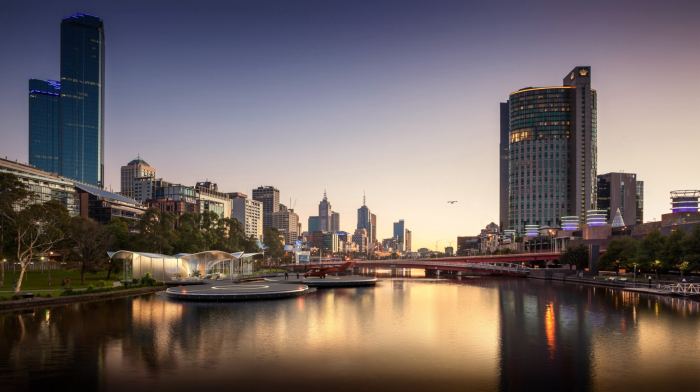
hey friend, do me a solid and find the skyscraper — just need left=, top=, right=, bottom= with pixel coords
left=60, top=13, right=106, bottom=186
left=499, top=101, right=510, bottom=230
left=393, top=219, right=405, bottom=251
left=636, top=181, right=644, bottom=225
left=120, top=156, right=155, bottom=201
left=28, top=79, right=61, bottom=174
left=405, top=229, right=412, bottom=252
left=28, top=13, right=105, bottom=187
left=507, top=66, right=597, bottom=232
left=596, top=172, right=638, bottom=225
left=370, top=213, right=377, bottom=243
left=252, top=186, right=280, bottom=228
left=357, top=195, right=372, bottom=243
left=318, top=190, right=332, bottom=231
left=331, top=212, right=340, bottom=232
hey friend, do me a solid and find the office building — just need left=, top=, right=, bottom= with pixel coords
left=499, top=101, right=510, bottom=230
left=393, top=219, right=405, bottom=251
left=133, top=176, right=156, bottom=204
left=331, top=211, right=340, bottom=232
left=318, top=190, right=332, bottom=231
left=272, top=208, right=300, bottom=245
left=121, top=156, right=156, bottom=201
left=28, top=79, right=61, bottom=174
left=352, top=228, right=369, bottom=253
left=357, top=196, right=373, bottom=243
left=231, top=194, right=263, bottom=242
left=253, top=186, right=279, bottom=228
left=371, top=213, right=377, bottom=242
left=405, top=229, right=412, bottom=252
left=597, top=172, right=638, bottom=226
left=308, top=216, right=320, bottom=232
left=636, top=181, right=644, bottom=225
left=457, top=236, right=480, bottom=256
left=322, top=232, right=339, bottom=253
left=508, top=66, right=597, bottom=232
left=382, top=237, right=398, bottom=252
left=148, top=197, right=198, bottom=221
left=28, top=13, right=106, bottom=187
left=74, top=183, right=146, bottom=225
left=195, top=181, right=231, bottom=219
left=0, top=157, right=79, bottom=216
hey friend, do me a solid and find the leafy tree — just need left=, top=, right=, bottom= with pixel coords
left=635, top=229, right=666, bottom=280
left=662, top=228, right=687, bottom=278
left=263, top=227, right=284, bottom=264
left=0, top=172, right=30, bottom=288
left=7, top=200, right=70, bottom=292
left=173, top=213, right=206, bottom=254
left=105, top=218, right=132, bottom=279
left=68, top=216, right=114, bottom=285
left=136, top=208, right=177, bottom=254
left=682, top=224, right=700, bottom=274
left=559, top=244, right=589, bottom=269
left=599, top=237, right=637, bottom=275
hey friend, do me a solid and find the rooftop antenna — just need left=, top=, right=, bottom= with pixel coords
left=324, top=189, right=327, bottom=200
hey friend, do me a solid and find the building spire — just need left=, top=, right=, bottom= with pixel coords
left=323, top=189, right=327, bottom=200
left=363, top=191, right=366, bottom=206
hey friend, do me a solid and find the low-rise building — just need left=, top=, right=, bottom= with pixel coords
left=74, top=183, right=146, bottom=225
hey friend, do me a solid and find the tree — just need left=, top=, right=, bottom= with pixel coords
left=682, top=224, right=700, bottom=274
left=635, top=229, right=666, bottom=280
left=662, top=228, right=686, bottom=278
left=599, top=237, right=637, bottom=275
left=137, top=208, right=177, bottom=254
left=173, top=213, right=206, bottom=254
left=69, top=216, right=114, bottom=285
left=263, top=227, right=284, bottom=264
left=8, top=200, right=70, bottom=292
left=106, top=218, right=131, bottom=279
left=559, top=244, right=589, bottom=269
left=0, top=172, right=30, bottom=288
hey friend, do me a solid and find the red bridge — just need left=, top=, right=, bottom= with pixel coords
left=290, top=252, right=567, bottom=276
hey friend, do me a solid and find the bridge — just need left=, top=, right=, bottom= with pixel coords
left=660, top=283, right=700, bottom=296
left=354, top=260, right=532, bottom=276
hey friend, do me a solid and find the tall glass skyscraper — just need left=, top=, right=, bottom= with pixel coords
left=29, top=13, right=105, bottom=187
left=507, top=67, right=597, bottom=233
left=28, top=79, right=61, bottom=174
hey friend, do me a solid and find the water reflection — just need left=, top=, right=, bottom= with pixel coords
left=1, top=275, right=699, bottom=392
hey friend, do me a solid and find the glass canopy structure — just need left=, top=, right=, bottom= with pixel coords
left=107, top=250, right=261, bottom=282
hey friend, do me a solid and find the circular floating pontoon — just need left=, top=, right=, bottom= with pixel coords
left=166, top=281, right=309, bottom=301
left=267, top=275, right=378, bottom=288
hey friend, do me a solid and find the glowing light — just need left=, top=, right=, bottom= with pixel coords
left=545, top=302, right=556, bottom=361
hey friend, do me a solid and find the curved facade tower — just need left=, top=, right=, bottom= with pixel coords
left=507, top=66, right=597, bottom=233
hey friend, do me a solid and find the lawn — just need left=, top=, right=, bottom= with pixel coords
left=0, top=290, right=63, bottom=300
left=0, top=269, right=119, bottom=291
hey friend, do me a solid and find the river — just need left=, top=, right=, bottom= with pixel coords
left=1, top=271, right=699, bottom=392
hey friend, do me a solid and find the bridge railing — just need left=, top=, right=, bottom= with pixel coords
left=659, top=283, right=700, bottom=296
left=355, top=260, right=531, bottom=274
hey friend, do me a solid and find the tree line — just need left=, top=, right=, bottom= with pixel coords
left=0, top=172, right=286, bottom=292
left=559, top=226, right=700, bottom=279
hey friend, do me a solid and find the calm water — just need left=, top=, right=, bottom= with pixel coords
left=1, top=271, right=699, bottom=392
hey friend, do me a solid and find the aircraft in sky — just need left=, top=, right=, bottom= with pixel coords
left=447, top=201, right=457, bottom=204
left=304, top=262, right=356, bottom=278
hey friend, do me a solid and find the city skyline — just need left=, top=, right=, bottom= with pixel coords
left=1, top=1, right=698, bottom=250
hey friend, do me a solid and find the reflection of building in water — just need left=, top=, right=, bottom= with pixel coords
left=496, top=279, right=593, bottom=391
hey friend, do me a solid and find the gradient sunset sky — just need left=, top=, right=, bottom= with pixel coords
left=1, top=0, right=698, bottom=250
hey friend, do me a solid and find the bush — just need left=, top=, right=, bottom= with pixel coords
left=12, top=294, right=22, bottom=301
left=87, top=284, right=95, bottom=291
left=44, top=293, right=53, bottom=298
left=96, top=280, right=106, bottom=288
left=61, top=287, right=74, bottom=296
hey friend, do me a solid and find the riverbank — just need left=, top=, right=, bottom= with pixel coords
left=0, top=285, right=166, bottom=312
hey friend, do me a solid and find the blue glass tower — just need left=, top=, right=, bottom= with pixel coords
left=60, top=13, right=105, bottom=187
left=30, top=13, right=105, bottom=186
left=28, top=79, right=61, bottom=173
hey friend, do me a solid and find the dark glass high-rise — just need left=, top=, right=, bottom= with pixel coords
left=29, top=13, right=105, bottom=186
left=28, top=79, right=61, bottom=174
left=60, top=13, right=105, bottom=187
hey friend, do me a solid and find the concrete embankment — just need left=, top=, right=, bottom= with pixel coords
left=0, top=286, right=166, bottom=312
left=528, top=270, right=675, bottom=296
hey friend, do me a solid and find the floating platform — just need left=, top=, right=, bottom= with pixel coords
left=166, top=281, right=310, bottom=301
left=165, top=280, right=206, bottom=287
left=267, top=275, right=378, bottom=288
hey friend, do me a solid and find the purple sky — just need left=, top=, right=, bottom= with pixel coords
left=1, top=0, right=698, bottom=250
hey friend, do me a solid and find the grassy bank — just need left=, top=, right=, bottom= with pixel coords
left=0, top=269, right=119, bottom=290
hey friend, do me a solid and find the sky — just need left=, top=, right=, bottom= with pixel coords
left=0, top=0, right=698, bottom=251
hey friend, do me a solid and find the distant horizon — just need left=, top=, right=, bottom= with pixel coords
left=1, top=0, right=698, bottom=250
